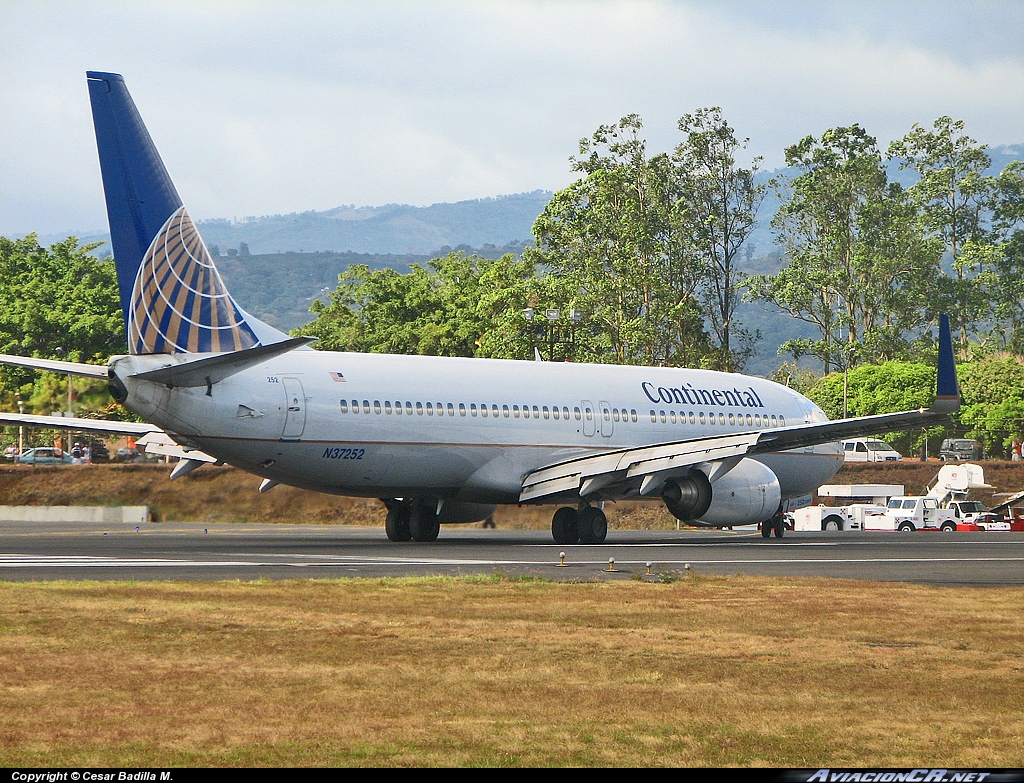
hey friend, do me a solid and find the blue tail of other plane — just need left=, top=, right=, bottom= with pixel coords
left=87, top=71, right=261, bottom=355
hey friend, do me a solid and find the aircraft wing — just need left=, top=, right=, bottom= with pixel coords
left=0, top=353, right=108, bottom=378
left=522, top=314, right=961, bottom=504
left=0, top=411, right=159, bottom=435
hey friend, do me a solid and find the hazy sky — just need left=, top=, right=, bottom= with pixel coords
left=2, top=0, right=1022, bottom=235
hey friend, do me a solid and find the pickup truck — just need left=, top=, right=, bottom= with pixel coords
left=864, top=496, right=958, bottom=532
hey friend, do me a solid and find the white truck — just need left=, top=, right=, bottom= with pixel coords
left=864, top=463, right=994, bottom=532
left=790, top=464, right=994, bottom=533
left=864, top=496, right=958, bottom=532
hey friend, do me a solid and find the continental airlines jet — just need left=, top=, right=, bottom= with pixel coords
left=0, top=73, right=961, bottom=543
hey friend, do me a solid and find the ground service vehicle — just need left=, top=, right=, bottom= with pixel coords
left=940, top=438, right=985, bottom=462
left=841, top=438, right=903, bottom=462
left=865, top=496, right=959, bottom=532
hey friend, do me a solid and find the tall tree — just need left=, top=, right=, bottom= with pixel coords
left=747, top=125, right=941, bottom=372
left=888, top=117, right=998, bottom=349
left=672, top=108, right=765, bottom=370
left=526, top=115, right=712, bottom=367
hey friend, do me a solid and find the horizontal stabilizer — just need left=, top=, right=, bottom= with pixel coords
left=0, top=411, right=159, bottom=435
left=130, top=337, right=316, bottom=388
left=0, top=353, right=108, bottom=379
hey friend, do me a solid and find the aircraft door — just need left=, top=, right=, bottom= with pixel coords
left=281, top=377, right=306, bottom=440
left=598, top=400, right=613, bottom=438
left=581, top=400, right=596, bottom=437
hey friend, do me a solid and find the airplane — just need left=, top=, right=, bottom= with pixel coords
left=0, top=72, right=961, bottom=543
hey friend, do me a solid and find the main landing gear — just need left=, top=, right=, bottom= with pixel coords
left=551, top=505, right=608, bottom=544
left=761, top=514, right=786, bottom=539
left=385, top=500, right=440, bottom=542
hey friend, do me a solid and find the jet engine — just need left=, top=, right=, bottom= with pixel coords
left=661, top=458, right=781, bottom=527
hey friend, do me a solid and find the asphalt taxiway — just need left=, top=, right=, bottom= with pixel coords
left=2, top=519, right=1024, bottom=584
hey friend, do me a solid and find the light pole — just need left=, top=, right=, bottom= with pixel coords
left=545, top=308, right=560, bottom=361
left=15, top=392, right=23, bottom=456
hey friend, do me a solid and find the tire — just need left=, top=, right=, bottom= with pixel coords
left=773, top=516, right=785, bottom=538
left=551, top=507, right=579, bottom=544
left=577, top=506, right=608, bottom=544
left=761, top=521, right=772, bottom=538
left=410, top=503, right=440, bottom=542
left=385, top=506, right=411, bottom=542
left=940, top=521, right=956, bottom=532
left=823, top=515, right=843, bottom=532
left=898, top=521, right=915, bottom=533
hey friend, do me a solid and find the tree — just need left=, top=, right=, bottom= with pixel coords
left=526, top=115, right=714, bottom=368
left=747, top=125, right=941, bottom=372
left=672, top=108, right=765, bottom=370
left=889, top=117, right=998, bottom=350
left=0, top=234, right=124, bottom=415
left=297, top=252, right=541, bottom=359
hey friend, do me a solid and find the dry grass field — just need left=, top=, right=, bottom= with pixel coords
left=1, top=575, right=1023, bottom=767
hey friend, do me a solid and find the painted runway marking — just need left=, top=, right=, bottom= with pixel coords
left=3, top=554, right=1024, bottom=569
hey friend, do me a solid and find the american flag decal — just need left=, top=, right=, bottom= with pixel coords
left=129, top=207, right=260, bottom=355
left=330, top=372, right=346, bottom=382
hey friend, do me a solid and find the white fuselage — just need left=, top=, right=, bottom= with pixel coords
left=113, top=350, right=844, bottom=506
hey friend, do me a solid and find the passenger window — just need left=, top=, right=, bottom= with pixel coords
left=447, top=403, right=455, bottom=416
left=405, top=402, right=413, bottom=415
left=340, top=400, right=348, bottom=413
left=574, top=407, right=581, bottom=420
left=689, top=412, right=695, bottom=424
left=363, top=400, right=370, bottom=414
left=563, top=407, right=570, bottom=419
left=544, top=406, right=551, bottom=419
left=719, top=413, right=725, bottom=425
left=471, top=404, right=478, bottom=417
left=650, top=410, right=657, bottom=422
left=669, top=411, right=676, bottom=424
left=779, top=416, right=785, bottom=427
left=699, top=412, right=706, bottom=425
left=384, top=401, right=392, bottom=414
left=513, top=405, right=520, bottom=418
left=503, top=405, right=510, bottom=418
left=533, top=405, right=540, bottom=418
left=374, top=401, right=382, bottom=414
left=631, top=410, right=637, bottom=423
left=771, top=415, right=777, bottom=427
left=746, top=414, right=752, bottom=426
left=426, top=403, right=433, bottom=416
left=437, top=402, right=444, bottom=416
left=492, top=404, right=499, bottom=417
left=660, top=411, right=666, bottom=423
left=481, top=404, right=489, bottom=418
left=416, top=402, right=424, bottom=415
left=459, top=403, right=466, bottom=417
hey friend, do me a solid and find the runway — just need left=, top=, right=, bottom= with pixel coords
left=3, top=519, right=1024, bottom=584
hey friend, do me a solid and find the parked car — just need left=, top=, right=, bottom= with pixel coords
left=940, top=438, right=985, bottom=462
left=16, top=447, right=74, bottom=465
left=88, top=441, right=110, bottom=463
left=841, top=438, right=903, bottom=462
left=113, top=446, right=142, bottom=463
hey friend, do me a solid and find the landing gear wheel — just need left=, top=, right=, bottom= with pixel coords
left=551, top=507, right=580, bottom=544
left=761, top=520, right=772, bottom=538
left=772, top=515, right=785, bottom=538
left=577, top=506, right=608, bottom=544
left=410, top=503, right=440, bottom=542
left=385, top=505, right=411, bottom=542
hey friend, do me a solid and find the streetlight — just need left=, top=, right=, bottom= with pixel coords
left=15, top=392, right=23, bottom=456
left=545, top=309, right=560, bottom=360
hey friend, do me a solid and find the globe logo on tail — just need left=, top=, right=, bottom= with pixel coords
left=129, top=207, right=260, bottom=355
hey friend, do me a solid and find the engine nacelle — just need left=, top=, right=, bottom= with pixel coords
left=662, top=458, right=781, bottom=527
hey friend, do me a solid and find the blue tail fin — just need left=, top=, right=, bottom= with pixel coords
left=87, top=71, right=261, bottom=355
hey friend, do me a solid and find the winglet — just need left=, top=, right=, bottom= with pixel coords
left=931, top=313, right=960, bottom=414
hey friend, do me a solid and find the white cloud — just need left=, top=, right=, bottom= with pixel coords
left=1, top=0, right=1021, bottom=235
